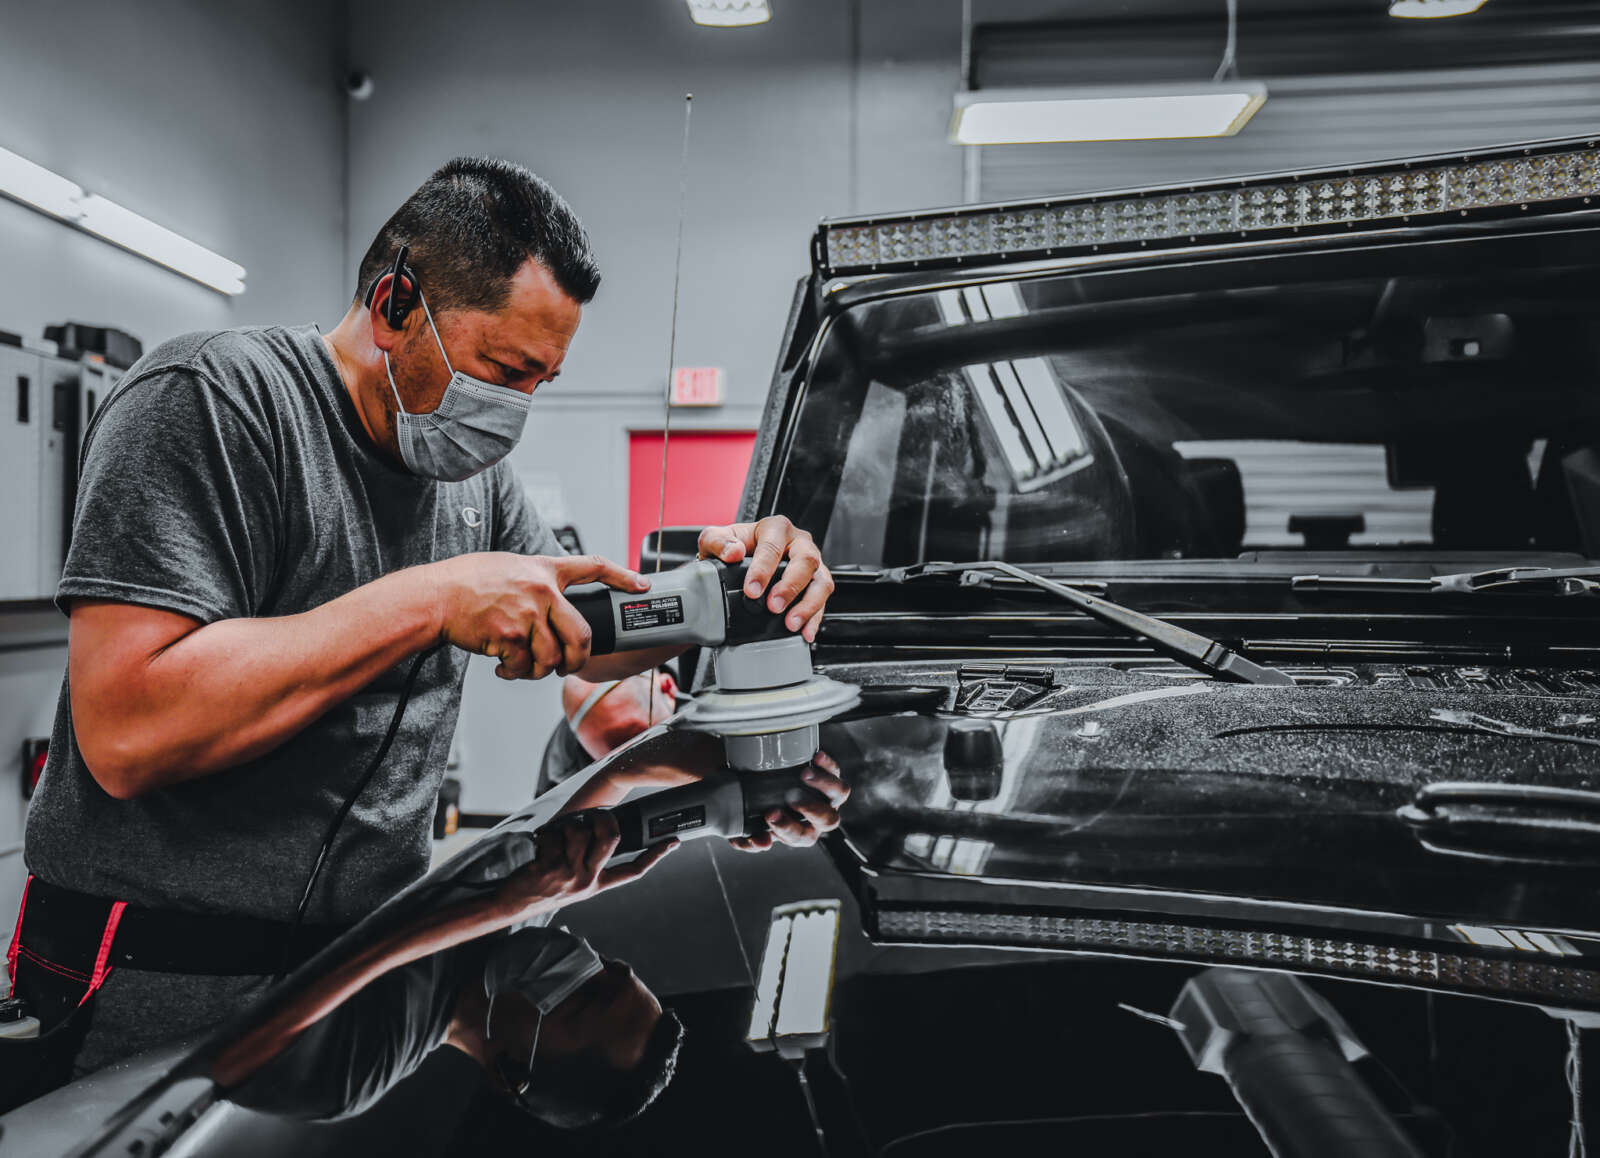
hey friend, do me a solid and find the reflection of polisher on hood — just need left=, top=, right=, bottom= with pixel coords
left=566, top=559, right=860, bottom=851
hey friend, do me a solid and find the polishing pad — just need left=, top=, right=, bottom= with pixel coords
left=684, top=636, right=864, bottom=754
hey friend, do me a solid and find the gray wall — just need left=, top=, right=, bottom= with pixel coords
left=0, top=0, right=349, bottom=930
left=346, top=0, right=965, bottom=811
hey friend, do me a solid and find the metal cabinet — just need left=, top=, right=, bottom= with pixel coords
left=0, top=347, right=43, bottom=602
left=0, top=349, right=118, bottom=603
left=37, top=356, right=91, bottom=600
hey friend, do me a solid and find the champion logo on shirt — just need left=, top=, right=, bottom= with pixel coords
left=461, top=506, right=483, bottom=528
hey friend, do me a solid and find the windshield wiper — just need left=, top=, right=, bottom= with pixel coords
left=876, top=561, right=1294, bottom=686
left=1292, top=564, right=1600, bottom=597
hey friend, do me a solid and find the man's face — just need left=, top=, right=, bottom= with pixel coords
left=382, top=258, right=582, bottom=423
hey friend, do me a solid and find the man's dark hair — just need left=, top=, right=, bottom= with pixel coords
left=509, top=1009, right=684, bottom=1131
left=355, top=157, right=600, bottom=312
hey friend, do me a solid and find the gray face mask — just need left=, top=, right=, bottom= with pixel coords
left=481, top=929, right=603, bottom=1099
left=384, top=291, right=533, bottom=482
left=483, top=928, right=606, bottom=1019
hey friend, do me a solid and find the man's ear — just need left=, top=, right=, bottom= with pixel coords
left=368, top=272, right=414, bottom=352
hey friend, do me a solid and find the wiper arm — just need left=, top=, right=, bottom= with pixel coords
left=1292, top=564, right=1600, bottom=596
left=877, top=561, right=1294, bottom=686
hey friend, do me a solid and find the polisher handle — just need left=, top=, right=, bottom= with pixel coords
left=566, top=558, right=799, bottom=657
left=608, top=773, right=746, bottom=854
left=565, top=559, right=729, bottom=657
left=606, top=766, right=830, bottom=856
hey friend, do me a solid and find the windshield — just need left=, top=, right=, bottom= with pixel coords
left=775, top=229, right=1600, bottom=570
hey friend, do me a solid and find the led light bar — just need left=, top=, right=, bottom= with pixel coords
left=877, top=908, right=1600, bottom=1006
left=0, top=145, right=245, bottom=295
left=952, top=84, right=1267, bottom=146
left=686, top=0, right=771, bottom=26
left=818, top=137, right=1600, bottom=277
left=1390, top=0, right=1488, bottom=17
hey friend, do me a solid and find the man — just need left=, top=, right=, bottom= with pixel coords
left=10, top=156, right=844, bottom=1086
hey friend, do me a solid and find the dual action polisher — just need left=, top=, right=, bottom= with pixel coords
left=565, top=559, right=860, bottom=852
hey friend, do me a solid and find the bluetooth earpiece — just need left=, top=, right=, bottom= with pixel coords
left=363, top=243, right=418, bottom=330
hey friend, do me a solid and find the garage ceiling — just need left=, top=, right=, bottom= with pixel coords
left=963, top=0, right=1600, bottom=201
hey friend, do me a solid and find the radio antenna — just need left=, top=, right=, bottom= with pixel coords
left=649, top=93, right=694, bottom=729
left=653, top=92, right=694, bottom=576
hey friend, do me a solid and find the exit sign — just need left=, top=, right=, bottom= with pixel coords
left=671, top=366, right=725, bottom=407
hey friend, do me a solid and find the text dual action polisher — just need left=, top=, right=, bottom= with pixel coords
left=565, top=558, right=860, bottom=853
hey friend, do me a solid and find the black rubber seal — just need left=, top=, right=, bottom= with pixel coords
left=721, top=561, right=793, bottom=644
left=566, top=584, right=618, bottom=655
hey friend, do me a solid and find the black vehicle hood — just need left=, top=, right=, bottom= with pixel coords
left=814, top=658, right=1600, bottom=995
left=825, top=658, right=1600, bottom=784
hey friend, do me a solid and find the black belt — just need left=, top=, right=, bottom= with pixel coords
left=17, top=877, right=353, bottom=977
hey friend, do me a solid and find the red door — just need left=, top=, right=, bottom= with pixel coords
left=627, top=431, right=758, bottom=569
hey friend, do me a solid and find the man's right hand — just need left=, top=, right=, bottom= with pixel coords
left=429, top=553, right=649, bottom=681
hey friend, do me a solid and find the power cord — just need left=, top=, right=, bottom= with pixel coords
left=1569, top=1020, right=1588, bottom=1158
left=879, top=1111, right=1245, bottom=1155
left=792, top=1055, right=830, bottom=1158
left=278, top=645, right=440, bottom=978
left=1212, top=0, right=1239, bottom=82
left=825, top=1034, right=879, bottom=1155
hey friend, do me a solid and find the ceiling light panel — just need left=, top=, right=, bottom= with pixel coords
left=686, top=0, right=771, bottom=26
left=1390, top=0, right=1489, bottom=17
left=747, top=901, right=841, bottom=1053
left=820, top=138, right=1600, bottom=275
left=953, top=84, right=1268, bottom=145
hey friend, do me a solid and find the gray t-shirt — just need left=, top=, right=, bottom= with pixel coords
left=25, top=324, right=562, bottom=925
left=230, top=948, right=469, bottom=1121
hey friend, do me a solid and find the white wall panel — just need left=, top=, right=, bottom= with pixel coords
left=0, top=0, right=349, bottom=937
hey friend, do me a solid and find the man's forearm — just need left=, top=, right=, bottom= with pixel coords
left=72, top=566, right=446, bottom=796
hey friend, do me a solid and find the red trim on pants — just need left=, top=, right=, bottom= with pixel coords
left=7, top=874, right=32, bottom=987
left=78, top=902, right=126, bottom=1008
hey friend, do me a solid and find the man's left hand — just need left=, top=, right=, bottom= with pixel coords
left=496, top=810, right=676, bottom=918
left=698, top=516, right=834, bottom=643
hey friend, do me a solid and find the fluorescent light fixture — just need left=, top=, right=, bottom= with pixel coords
left=0, top=145, right=83, bottom=218
left=952, top=82, right=1268, bottom=145
left=747, top=900, right=841, bottom=1058
left=0, top=146, right=245, bottom=295
left=1390, top=0, right=1488, bottom=17
left=76, top=196, right=245, bottom=295
left=686, top=0, right=771, bottom=26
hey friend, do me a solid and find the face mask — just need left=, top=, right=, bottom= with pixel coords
left=383, top=291, right=532, bottom=482
left=482, top=928, right=606, bottom=1097
left=483, top=928, right=606, bottom=1019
